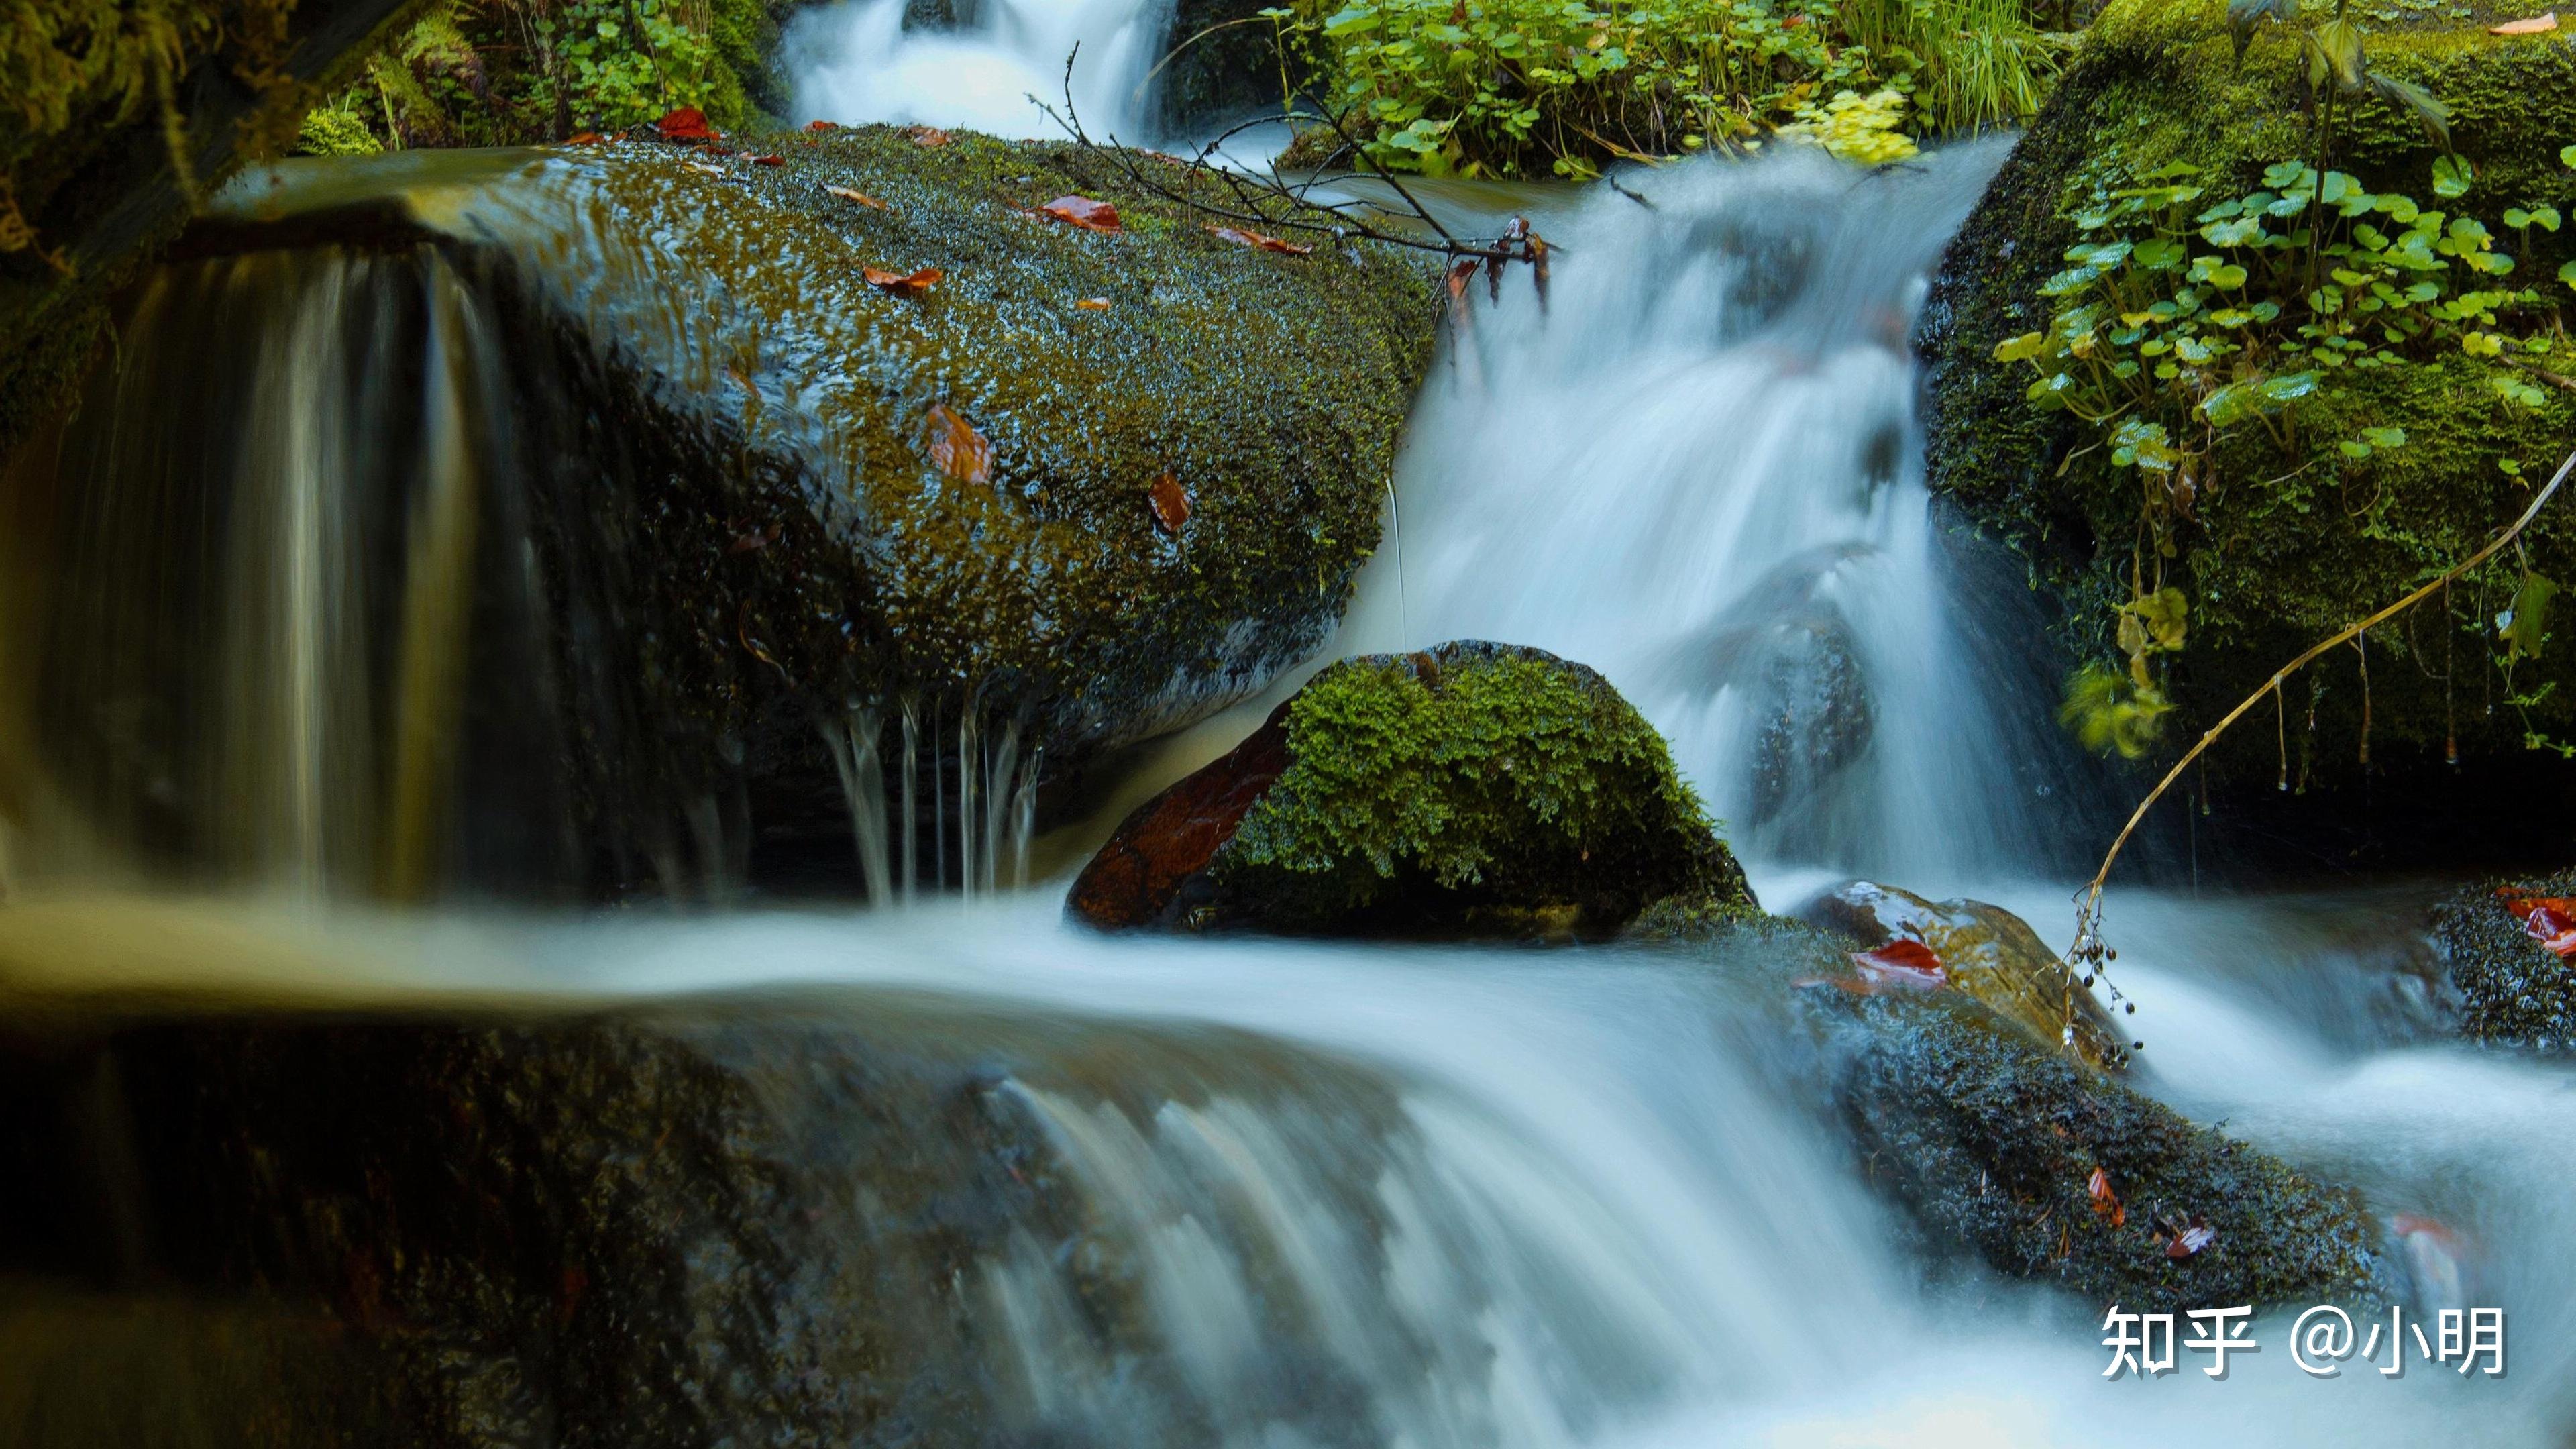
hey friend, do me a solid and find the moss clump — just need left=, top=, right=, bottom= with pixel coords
left=2432, top=869, right=2576, bottom=1048
left=1205, top=641, right=1755, bottom=932
left=1921, top=0, right=2576, bottom=786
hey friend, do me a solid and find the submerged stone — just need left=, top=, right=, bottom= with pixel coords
left=1069, top=640, right=1757, bottom=935
left=1796, top=879, right=2130, bottom=1071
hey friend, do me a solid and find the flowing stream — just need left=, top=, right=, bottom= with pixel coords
left=3, top=135, right=2573, bottom=1444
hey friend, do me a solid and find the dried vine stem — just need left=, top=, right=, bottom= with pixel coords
left=2069, top=444, right=2576, bottom=974
left=1031, top=47, right=1548, bottom=274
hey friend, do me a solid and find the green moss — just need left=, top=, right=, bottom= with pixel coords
left=1205, top=640, right=1754, bottom=930
left=1922, top=0, right=2576, bottom=783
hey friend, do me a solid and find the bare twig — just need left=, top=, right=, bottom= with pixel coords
left=1031, top=46, right=1546, bottom=278
left=2068, top=445, right=2576, bottom=985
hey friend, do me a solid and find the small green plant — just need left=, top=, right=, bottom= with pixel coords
left=1284, top=0, right=2061, bottom=178
left=2000, top=148, right=2568, bottom=753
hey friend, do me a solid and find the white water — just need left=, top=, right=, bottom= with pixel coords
left=784, top=0, right=1174, bottom=142
left=1340, top=140, right=2070, bottom=888
left=9, top=138, right=2574, bottom=1446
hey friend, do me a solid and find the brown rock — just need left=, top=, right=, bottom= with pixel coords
left=1797, top=879, right=2129, bottom=1071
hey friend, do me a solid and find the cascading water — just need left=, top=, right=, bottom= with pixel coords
left=6, top=134, right=2575, bottom=1449
left=1340, top=140, right=2080, bottom=888
left=784, top=0, right=1175, bottom=141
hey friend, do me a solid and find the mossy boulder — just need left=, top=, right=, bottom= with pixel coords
left=1638, top=913, right=2394, bottom=1312
left=12, top=129, right=1439, bottom=898
left=1069, top=640, right=1757, bottom=934
left=2432, top=867, right=2576, bottom=1047
left=1921, top=0, right=2576, bottom=788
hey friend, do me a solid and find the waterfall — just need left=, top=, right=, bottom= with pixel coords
left=2, top=248, right=516, bottom=900
left=1344, top=140, right=2079, bottom=889
left=784, top=0, right=1177, bottom=142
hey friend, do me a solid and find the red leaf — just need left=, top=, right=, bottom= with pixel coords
left=1149, top=472, right=1190, bottom=533
left=2086, top=1167, right=2127, bottom=1227
left=727, top=521, right=780, bottom=555
left=863, top=264, right=943, bottom=296
left=925, top=403, right=992, bottom=485
left=1851, top=938, right=1947, bottom=989
left=751, top=154, right=785, bottom=166
left=1205, top=223, right=1313, bottom=255
left=2491, top=11, right=2557, bottom=32
left=2499, top=894, right=2576, bottom=955
left=805, top=119, right=841, bottom=133
left=825, top=185, right=888, bottom=210
left=2166, top=1223, right=2216, bottom=1259
left=1038, top=195, right=1122, bottom=233
left=563, top=131, right=606, bottom=145
left=907, top=125, right=951, bottom=147
left=656, top=107, right=714, bottom=142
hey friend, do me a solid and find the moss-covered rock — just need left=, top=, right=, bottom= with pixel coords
left=1069, top=640, right=1756, bottom=934
left=7, top=129, right=1438, bottom=897
left=1921, top=0, right=2576, bottom=789
left=1638, top=913, right=2394, bottom=1311
left=2432, top=867, right=2576, bottom=1048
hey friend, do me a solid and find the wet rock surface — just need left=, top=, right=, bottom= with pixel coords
left=2433, top=869, right=2576, bottom=1050
left=0, top=998, right=1411, bottom=1448
left=17, top=131, right=1440, bottom=902
left=1637, top=913, right=2393, bottom=1313
left=1069, top=640, right=1758, bottom=936
left=1794, top=879, right=2129, bottom=1071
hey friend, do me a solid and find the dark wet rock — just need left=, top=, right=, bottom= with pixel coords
left=1635, top=914, right=2392, bottom=1313
left=1069, top=640, right=1757, bottom=936
left=1795, top=879, right=2129, bottom=1071
left=1743, top=620, right=1872, bottom=833
left=1819, top=981, right=2394, bottom=1314
left=2432, top=869, right=2576, bottom=1050
left=1155, top=0, right=1313, bottom=133
left=14, top=131, right=1440, bottom=900
left=0, top=999, right=1409, bottom=1446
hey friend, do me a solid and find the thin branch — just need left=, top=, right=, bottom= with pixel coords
left=2070, top=445, right=2576, bottom=965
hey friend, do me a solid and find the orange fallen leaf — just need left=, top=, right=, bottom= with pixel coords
left=564, top=131, right=606, bottom=145
left=2498, top=892, right=2576, bottom=955
left=751, top=154, right=785, bottom=166
left=826, top=186, right=888, bottom=209
left=1851, top=938, right=1947, bottom=989
left=1038, top=195, right=1122, bottom=233
left=1149, top=472, right=1190, bottom=533
left=806, top=119, right=841, bottom=133
left=1074, top=297, right=1112, bottom=309
left=656, top=107, right=714, bottom=142
left=2492, top=10, right=2557, bottom=32
left=1205, top=223, right=1314, bottom=255
left=924, top=402, right=992, bottom=485
left=2086, top=1167, right=2127, bottom=1228
left=863, top=264, right=943, bottom=296
left=908, top=125, right=951, bottom=147
left=2165, top=1220, right=2216, bottom=1259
